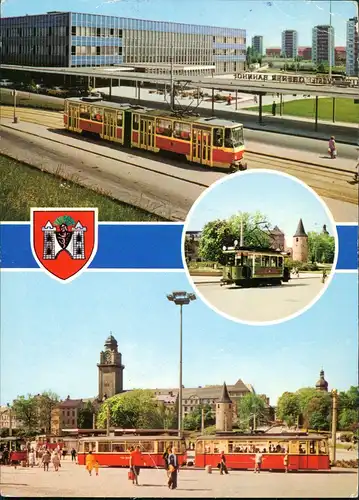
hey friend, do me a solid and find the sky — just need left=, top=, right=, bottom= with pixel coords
left=186, top=171, right=334, bottom=247
left=1, top=0, right=357, bottom=48
left=1, top=270, right=357, bottom=407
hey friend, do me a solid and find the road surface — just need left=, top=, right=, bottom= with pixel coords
left=0, top=461, right=357, bottom=498
left=192, top=274, right=328, bottom=323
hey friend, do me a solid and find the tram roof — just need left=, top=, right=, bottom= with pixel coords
left=66, top=97, right=243, bottom=127
left=223, top=246, right=288, bottom=255
left=78, top=435, right=184, bottom=442
left=197, top=433, right=327, bottom=440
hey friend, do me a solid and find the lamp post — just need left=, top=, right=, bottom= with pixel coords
left=331, top=389, right=338, bottom=465
left=166, top=291, right=196, bottom=438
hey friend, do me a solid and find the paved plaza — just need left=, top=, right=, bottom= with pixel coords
left=193, top=274, right=328, bottom=323
left=1, top=461, right=357, bottom=498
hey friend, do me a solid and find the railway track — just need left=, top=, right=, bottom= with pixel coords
left=1, top=106, right=357, bottom=207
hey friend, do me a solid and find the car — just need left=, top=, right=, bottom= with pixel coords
left=0, top=79, right=14, bottom=87
left=47, top=86, right=69, bottom=97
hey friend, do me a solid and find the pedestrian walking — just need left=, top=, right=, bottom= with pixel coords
left=167, top=447, right=179, bottom=490
left=129, top=445, right=142, bottom=485
left=353, top=156, right=359, bottom=182
left=71, top=448, right=77, bottom=462
left=253, top=450, right=263, bottom=473
left=52, top=451, right=60, bottom=472
left=28, top=449, right=36, bottom=468
left=322, top=269, right=328, bottom=284
left=328, top=136, right=337, bottom=159
left=163, top=447, right=170, bottom=478
left=94, top=459, right=100, bottom=476
left=283, top=453, right=289, bottom=473
left=85, top=451, right=96, bottom=476
left=219, top=451, right=229, bottom=475
left=42, top=450, right=51, bottom=472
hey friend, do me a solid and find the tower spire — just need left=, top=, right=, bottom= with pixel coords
left=293, top=218, right=307, bottom=237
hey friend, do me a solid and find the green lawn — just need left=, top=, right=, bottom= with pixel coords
left=0, top=155, right=165, bottom=221
left=0, top=88, right=64, bottom=111
left=246, top=97, right=359, bottom=123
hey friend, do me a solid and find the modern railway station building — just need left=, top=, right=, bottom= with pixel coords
left=0, top=11, right=246, bottom=75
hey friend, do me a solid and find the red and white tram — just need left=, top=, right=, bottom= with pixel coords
left=195, top=433, right=330, bottom=471
left=64, top=96, right=246, bottom=171
left=77, top=435, right=186, bottom=468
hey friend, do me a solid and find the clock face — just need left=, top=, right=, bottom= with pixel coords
left=105, top=350, right=111, bottom=363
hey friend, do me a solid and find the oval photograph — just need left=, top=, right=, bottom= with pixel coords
left=182, top=170, right=338, bottom=325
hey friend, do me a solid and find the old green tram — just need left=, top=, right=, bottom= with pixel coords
left=220, top=246, right=291, bottom=287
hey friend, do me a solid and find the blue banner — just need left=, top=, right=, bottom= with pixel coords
left=0, top=223, right=357, bottom=270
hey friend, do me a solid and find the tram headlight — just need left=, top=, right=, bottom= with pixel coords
left=223, top=246, right=227, bottom=251
left=234, top=240, right=238, bottom=246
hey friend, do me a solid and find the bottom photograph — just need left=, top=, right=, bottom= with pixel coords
left=0, top=271, right=358, bottom=498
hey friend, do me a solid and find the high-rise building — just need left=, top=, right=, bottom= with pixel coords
left=281, top=30, right=298, bottom=58
left=346, top=17, right=358, bottom=76
left=252, top=35, right=263, bottom=56
left=0, top=12, right=246, bottom=76
left=312, top=25, right=335, bottom=66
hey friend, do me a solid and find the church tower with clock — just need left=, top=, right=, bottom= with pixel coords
left=97, top=334, right=125, bottom=400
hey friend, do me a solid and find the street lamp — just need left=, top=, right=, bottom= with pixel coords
left=166, top=291, right=196, bottom=438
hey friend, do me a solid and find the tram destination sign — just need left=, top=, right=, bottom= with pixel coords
left=235, top=73, right=359, bottom=87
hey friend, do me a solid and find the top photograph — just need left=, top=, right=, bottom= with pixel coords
left=0, top=0, right=358, bottom=223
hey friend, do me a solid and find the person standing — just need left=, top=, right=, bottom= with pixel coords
left=167, top=447, right=179, bottom=490
left=42, top=449, right=51, bottom=472
left=94, top=459, right=100, bottom=476
left=52, top=451, right=60, bottom=472
left=219, top=451, right=229, bottom=475
left=162, top=447, right=170, bottom=478
left=85, top=451, right=96, bottom=476
left=254, top=450, right=263, bottom=473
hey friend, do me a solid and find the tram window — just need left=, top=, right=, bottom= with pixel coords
left=84, top=442, right=91, bottom=452
left=299, top=442, right=307, bottom=454
left=319, top=440, right=327, bottom=454
left=173, top=121, right=191, bottom=140
left=255, top=256, right=261, bottom=266
left=270, top=257, right=277, bottom=267
left=224, top=126, right=244, bottom=148
left=262, top=256, right=270, bottom=267
left=156, top=118, right=173, bottom=137
left=309, top=441, right=317, bottom=454
left=213, top=128, right=223, bottom=147
left=157, top=441, right=165, bottom=453
left=111, top=442, right=125, bottom=452
left=140, top=441, right=155, bottom=453
left=196, top=441, right=203, bottom=454
left=91, top=107, right=103, bottom=122
left=133, top=114, right=139, bottom=131
left=117, top=111, right=123, bottom=127
left=80, top=105, right=90, bottom=119
left=278, top=257, right=283, bottom=266
left=228, top=441, right=233, bottom=453
left=98, top=442, right=111, bottom=453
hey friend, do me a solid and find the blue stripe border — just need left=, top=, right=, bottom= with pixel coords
left=0, top=224, right=357, bottom=270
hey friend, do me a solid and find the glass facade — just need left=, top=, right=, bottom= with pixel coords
left=1, top=11, right=246, bottom=74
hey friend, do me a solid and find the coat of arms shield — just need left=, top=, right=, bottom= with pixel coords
left=31, top=208, right=98, bottom=282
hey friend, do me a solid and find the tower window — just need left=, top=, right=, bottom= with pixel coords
left=296, top=237, right=298, bottom=242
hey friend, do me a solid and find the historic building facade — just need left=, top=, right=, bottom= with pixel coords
left=97, top=334, right=125, bottom=400
left=51, top=396, right=84, bottom=435
left=292, top=218, right=308, bottom=262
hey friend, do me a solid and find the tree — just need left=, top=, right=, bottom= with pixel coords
left=183, top=405, right=215, bottom=431
left=78, top=401, right=95, bottom=429
left=198, top=211, right=272, bottom=263
left=153, top=404, right=177, bottom=430
left=296, top=388, right=331, bottom=430
left=237, top=393, right=268, bottom=431
left=338, top=386, right=359, bottom=431
left=338, top=409, right=358, bottom=431
left=96, top=390, right=160, bottom=429
left=276, top=392, right=301, bottom=427
left=307, top=232, right=335, bottom=263
left=38, top=391, right=60, bottom=434
left=12, top=395, right=39, bottom=435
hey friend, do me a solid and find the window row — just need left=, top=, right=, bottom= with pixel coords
left=81, top=440, right=186, bottom=454
left=196, top=439, right=328, bottom=455
left=71, top=46, right=122, bottom=56
left=4, top=26, right=68, bottom=37
left=71, top=26, right=123, bottom=37
left=3, top=45, right=67, bottom=56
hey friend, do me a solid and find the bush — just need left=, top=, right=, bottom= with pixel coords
left=187, top=261, right=223, bottom=270
left=334, top=459, right=358, bottom=468
left=340, top=432, right=353, bottom=442
left=285, top=259, right=318, bottom=271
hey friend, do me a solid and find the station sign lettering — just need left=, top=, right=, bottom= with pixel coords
left=236, top=73, right=359, bottom=87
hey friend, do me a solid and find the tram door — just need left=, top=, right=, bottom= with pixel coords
left=68, top=104, right=80, bottom=132
left=192, top=128, right=212, bottom=166
left=139, top=117, right=155, bottom=151
left=103, top=110, right=117, bottom=141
